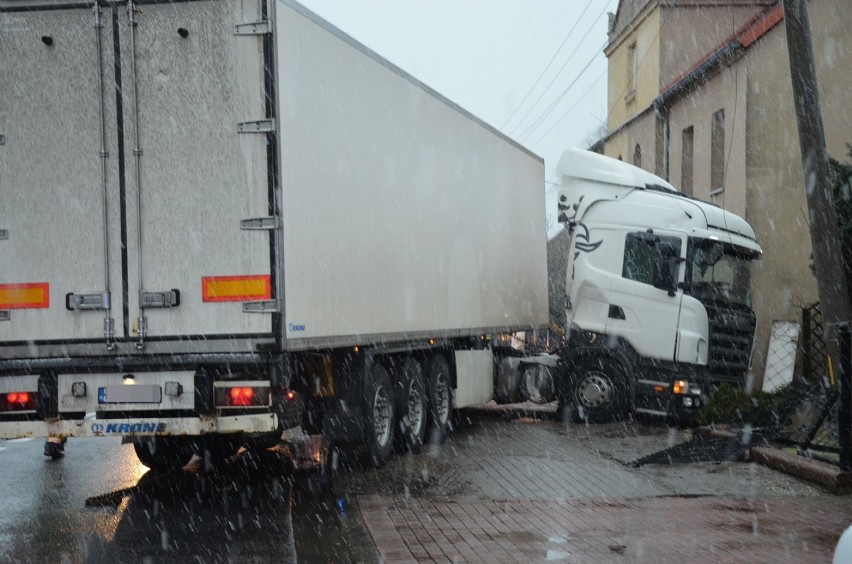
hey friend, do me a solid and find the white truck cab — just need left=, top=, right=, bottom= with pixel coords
left=554, top=149, right=762, bottom=421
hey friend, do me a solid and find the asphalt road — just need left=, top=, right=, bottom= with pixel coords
left=0, top=437, right=376, bottom=563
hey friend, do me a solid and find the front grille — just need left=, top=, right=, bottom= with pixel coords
left=706, top=304, right=756, bottom=379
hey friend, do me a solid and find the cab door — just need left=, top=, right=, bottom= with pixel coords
left=605, top=230, right=685, bottom=362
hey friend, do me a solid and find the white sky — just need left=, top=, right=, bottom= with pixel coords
left=294, top=0, right=619, bottom=235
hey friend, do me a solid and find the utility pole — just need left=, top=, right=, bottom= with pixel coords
left=783, top=0, right=851, bottom=470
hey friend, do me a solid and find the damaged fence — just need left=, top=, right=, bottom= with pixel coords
left=761, top=303, right=850, bottom=470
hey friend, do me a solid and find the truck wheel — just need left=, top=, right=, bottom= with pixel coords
left=133, top=437, right=196, bottom=472
left=425, top=353, right=453, bottom=445
left=395, top=356, right=427, bottom=452
left=521, top=363, right=555, bottom=404
left=363, top=363, right=395, bottom=467
left=569, top=357, right=628, bottom=423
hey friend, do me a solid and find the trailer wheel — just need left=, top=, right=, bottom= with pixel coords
left=363, top=363, right=395, bottom=467
left=133, top=437, right=196, bottom=472
left=569, top=357, right=628, bottom=423
left=425, top=353, right=453, bottom=445
left=395, top=356, right=427, bottom=452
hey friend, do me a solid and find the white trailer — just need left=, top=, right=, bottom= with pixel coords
left=0, top=0, right=547, bottom=468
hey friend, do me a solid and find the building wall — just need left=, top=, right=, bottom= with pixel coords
left=666, top=61, right=748, bottom=217
left=602, top=109, right=658, bottom=174
left=659, top=5, right=766, bottom=89
left=601, top=0, right=850, bottom=388
left=606, top=5, right=661, bottom=131
left=744, top=0, right=852, bottom=388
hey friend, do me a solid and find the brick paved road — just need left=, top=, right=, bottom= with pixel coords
left=352, top=414, right=851, bottom=562
left=358, top=494, right=851, bottom=563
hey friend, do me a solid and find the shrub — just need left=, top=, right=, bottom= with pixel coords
left=698, top=383, right=798, bottom=428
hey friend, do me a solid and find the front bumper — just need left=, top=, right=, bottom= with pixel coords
left=634, top=379, right=707, bottom=421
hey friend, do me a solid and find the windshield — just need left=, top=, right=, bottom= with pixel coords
left=686, top=239, right=754, bottom=308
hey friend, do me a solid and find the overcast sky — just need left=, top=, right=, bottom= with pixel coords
left=295, top=0, right=619, bottom=235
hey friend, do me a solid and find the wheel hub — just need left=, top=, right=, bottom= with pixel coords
left=435, top=374, right=449, bottom=424
left=577, top=373, right=613, bottom=411
left=408, top=380, right=425, bottom=435
left=373, top=385, right=392, bottom=447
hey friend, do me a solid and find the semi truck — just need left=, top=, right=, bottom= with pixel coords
left=0, top=0, right=548, bottom=469
left=0, top=0, right=764, bottom=471
left=552, top=149, right=763, bottom=423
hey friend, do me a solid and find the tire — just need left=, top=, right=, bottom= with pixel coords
left=521, top=363, right=555, bottom=404
left=133, top=437, right=197, bottom=472
left=425, top=353, right=453, bottom=445
left=362, top=363, right=395, bottom=468
left=568, top=357, right=628, bottom=423
left=394, top=356, right=428, bottom=452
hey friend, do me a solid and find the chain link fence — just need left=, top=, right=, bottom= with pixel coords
left=772, top=302, right=842, bottom=465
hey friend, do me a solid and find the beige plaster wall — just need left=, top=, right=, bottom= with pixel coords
left=744, top=0, right=851, bottom=388
left=603, top=109, right=658, bottom=174
left=606, top=6, right=661, bottom=131
left=659, top=5, right=765, bottom=89
left=667, top=61, right=748, bottom=217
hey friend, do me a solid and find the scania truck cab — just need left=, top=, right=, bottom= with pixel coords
left=554, top=149, right=762, bottom=422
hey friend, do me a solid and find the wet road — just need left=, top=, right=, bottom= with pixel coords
left=0, top=437, right=376, bottom=563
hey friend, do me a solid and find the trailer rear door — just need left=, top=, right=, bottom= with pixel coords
left=0, top=4, right=116, bottom=346
left=118, top=0, right=275, bottom=342
left=1, top=0, right=277, bottom=356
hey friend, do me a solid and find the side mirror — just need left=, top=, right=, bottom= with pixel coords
left=653, top=240, right=682, bottom=297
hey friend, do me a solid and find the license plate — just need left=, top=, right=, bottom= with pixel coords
left=98, top=385, right=162, bottom=404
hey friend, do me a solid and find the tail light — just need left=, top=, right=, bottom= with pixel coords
left=215, top=385, right=270, bottom=408
left=2, top=391, right=37, bottom=412
left=230, top=387, right=254, bottom=406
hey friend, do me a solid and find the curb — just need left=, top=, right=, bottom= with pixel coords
left=750, top=446, right=852, bottom=492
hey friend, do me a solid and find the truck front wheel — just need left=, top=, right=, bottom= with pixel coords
left=568, top=357, right=628, bottom=423
left=363, top=363, right=395, bottom=467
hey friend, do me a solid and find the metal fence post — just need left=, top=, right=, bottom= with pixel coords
left=840, top=323, right=851, bottom=472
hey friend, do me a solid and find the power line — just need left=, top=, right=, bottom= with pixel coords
left=499, top=0, right=595, bottom=131
left=507, top=2, right=610, bottom=138
left=517, top=39, right=608, bottom=142
left=528, top=67, right=607, bottom=148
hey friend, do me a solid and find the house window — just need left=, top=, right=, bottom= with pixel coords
left=633, top=144, right=642, bottom=168
left=681, top=126, right=694, bottom=196
left=627, top=42, right=637, bottom=96
left=710, top=109, right=725, bottom=194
